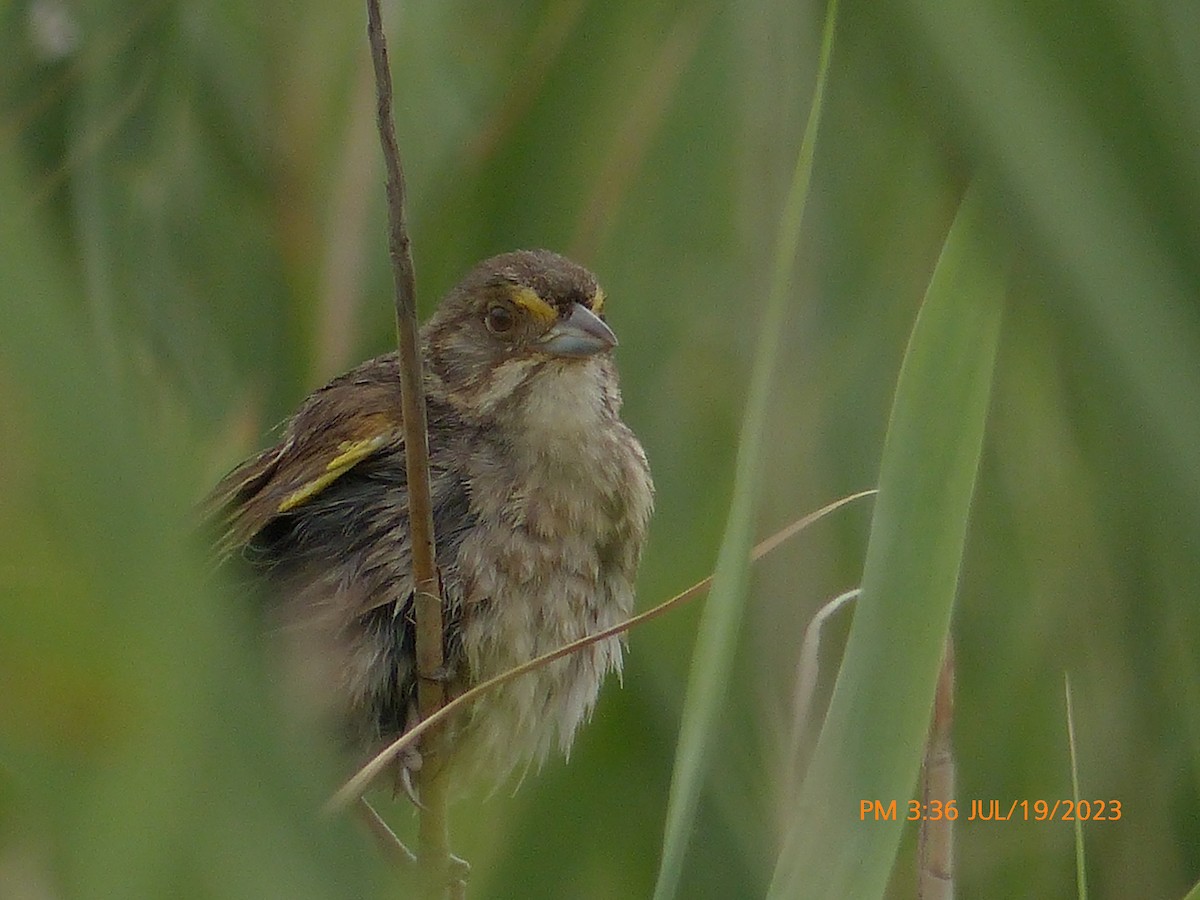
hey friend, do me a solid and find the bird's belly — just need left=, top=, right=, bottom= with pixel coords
left=451, top=512, right=633, bottom=782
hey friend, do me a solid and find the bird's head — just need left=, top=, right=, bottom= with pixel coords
left=423, top=249, right=620, bottom=421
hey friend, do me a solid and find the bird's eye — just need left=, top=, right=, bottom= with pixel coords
left=485, top=304, right=515, bottom=335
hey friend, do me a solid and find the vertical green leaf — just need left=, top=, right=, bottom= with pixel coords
left=652, top=1, right=840, bottom=897
left=769, top=182, right=1004, bottom=899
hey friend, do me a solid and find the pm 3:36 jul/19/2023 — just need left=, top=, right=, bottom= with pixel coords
left=859, top=799, right=1122, bottom=823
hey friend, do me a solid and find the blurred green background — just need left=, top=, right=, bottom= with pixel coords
left=2, top=0, right=1199, bottom=897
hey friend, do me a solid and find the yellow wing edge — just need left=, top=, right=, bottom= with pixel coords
left=276, top=433, right=391, bottom=513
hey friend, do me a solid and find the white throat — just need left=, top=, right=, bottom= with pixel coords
left=519, top=359, right=609, bottom=452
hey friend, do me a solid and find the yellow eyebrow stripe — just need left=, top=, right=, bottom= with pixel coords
left=509, top=286, right=557, bottom=325
left=591, top=288, right=605, bottom=314
left=277, top=434, right=390, bottom=513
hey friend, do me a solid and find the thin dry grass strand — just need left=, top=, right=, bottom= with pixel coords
left=326, top=489, right=877, bottom=813
left=1064, top=672, right=1088, bottom=900
left=752, top=490, right=876, bottom=561
left=354, top=797, right=417, bottom=868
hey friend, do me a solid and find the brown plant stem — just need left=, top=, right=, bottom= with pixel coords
left=326, top=489, right=877, bottom=813
left=918, top=639, right=956, bottom=900
left=365, top=0, right=450, bottom=893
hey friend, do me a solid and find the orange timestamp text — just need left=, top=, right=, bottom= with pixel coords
left=859, top=799, right=1122, bottom=822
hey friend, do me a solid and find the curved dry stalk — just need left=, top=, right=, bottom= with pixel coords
left=785, top=585, right=861, bottom=807
left=326, top=488, right=877, bottom=814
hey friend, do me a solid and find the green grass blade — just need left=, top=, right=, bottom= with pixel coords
left=651, top=1, right=840, bottom=897
left=1065, top=673, right=1088, bottom=900
left=768, top=181, right=1005, bottom=899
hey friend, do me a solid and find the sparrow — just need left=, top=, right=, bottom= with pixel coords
left=207, top=249, right=654, bottom=788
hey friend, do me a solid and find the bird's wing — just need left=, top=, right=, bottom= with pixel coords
left=207, top=358, right=406, bottom=557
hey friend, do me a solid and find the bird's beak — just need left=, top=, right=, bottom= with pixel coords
left=539, top=302, right=618, bottom=358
